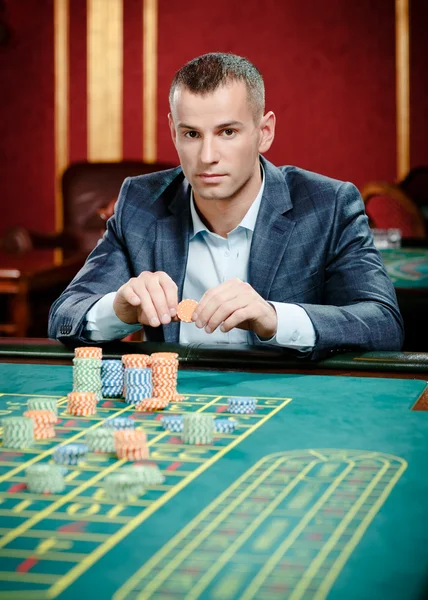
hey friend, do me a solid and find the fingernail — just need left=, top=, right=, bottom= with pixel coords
left=196, top=320, right=203, bottom=328
left=220, top=325, right=226, bottom=332
left=191, top=312, right=197, bottom=321
left=161, top=313, right=171, bottom=324
left=170, top=308, right=177, bottom=317
left=205, top=326, right=212, bottom=333
left=150, top=317, right=160, bottom=327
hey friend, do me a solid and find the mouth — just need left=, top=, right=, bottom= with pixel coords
left=198, top=173, right=227, bottom=183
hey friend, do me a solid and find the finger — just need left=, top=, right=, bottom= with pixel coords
left=193, top=279, right=241, bottom=322
left=129, top=279, right=160, bottom=327
left=195, top=286, right=241, bottom=329
left=119, top=284, right=141, bottom=307
left=220, top=306, right=253, bottom=333
left=145, top=278, right=172, bottom=325
left=204, top=297, right=250, bottom=333
left=158, top=272, right=178, bottom=317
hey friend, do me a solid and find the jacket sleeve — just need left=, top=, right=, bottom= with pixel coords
left=48, top=177, right=137, bottom=344
left=297, top=182, right=404, bottom=360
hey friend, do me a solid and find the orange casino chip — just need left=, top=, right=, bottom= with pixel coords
left=67, top=392, right=97, bottom=416
left=74, top=347, right=103, bottom=359
left=122, top=354, right=150, bottom=368
left=114, top=429, right=147, bottom=446
left=150, top=352, right=179, bottom=360
left=177, top=299, right=198, bottom=323
left=135, top=397, right=170, bottom=411
left=116, top=446, right=150, bottom=461
left=34, top=426, right=56, bottom=439
left=24, top=410, right=57, bottom=425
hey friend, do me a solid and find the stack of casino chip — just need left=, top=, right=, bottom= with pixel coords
left=161, top=415, right=238, bottom=434
left=86, top=428, right=116, bottom=453
left=67, top=392, right=97, bottom=416
left=26, top=463, right=65, bottom=494
left=228, top=397, right=257, bottom=414
left=104, top=471, right=144, bottom=501
left=75, top=347, right=103, bottom=359
left=103, top=416, right=135, bottom=430
left=23, top=410, right=56, bottom=439
left=122, top=354, right=151, bottom=369
left=160, top=414, right=184, bottom=432
left=124, top=368, right=152, bottom=405
left=27, top=397, right=58, bottom=416
left=101, top=359, right=124, bottom=398
left=182, top=414, right=214, bottom=445
left=121, top=464, right=165, bottom=486
left=73, top=357, right=102, bottom=401
left=214, top=418, right=238, bottom=433
left=150, top=353, right=179, bottom=401
left=114, top=429, right=150, bottom=461
left=53, top=442, right=88, bottom=465
left=2, top=416, right=34, bottom=449
left=135, top=396, right=170, bottom=412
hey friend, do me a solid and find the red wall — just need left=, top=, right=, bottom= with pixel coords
left=0, top=0, right=427, bottom=235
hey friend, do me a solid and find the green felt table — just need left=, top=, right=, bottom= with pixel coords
left=1, top=361, right=428, bottom=600
left=380, top=248, right=428, bottom=289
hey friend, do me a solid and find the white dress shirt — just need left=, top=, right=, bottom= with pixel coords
left=85, top=172, right=316, bottom=350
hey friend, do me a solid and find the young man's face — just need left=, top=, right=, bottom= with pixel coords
left=169, top=81, right=271, bottom=204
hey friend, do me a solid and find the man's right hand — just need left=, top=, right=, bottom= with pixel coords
left=113, top=271, right=178, bottom=327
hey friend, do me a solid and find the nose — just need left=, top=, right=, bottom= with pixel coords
left=200, top=136, right=219, bottom=164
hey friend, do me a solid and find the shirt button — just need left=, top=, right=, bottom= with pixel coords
left=224, top=250, right=230, bottom=258
left=291, top=331, right=299, bottom=342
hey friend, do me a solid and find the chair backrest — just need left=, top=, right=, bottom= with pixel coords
left=360, top=181, right=426, bottom=239
left=61, top=161, right=176, bottom=252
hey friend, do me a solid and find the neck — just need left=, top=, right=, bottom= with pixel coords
left=193, top=164, right=262, bottom=238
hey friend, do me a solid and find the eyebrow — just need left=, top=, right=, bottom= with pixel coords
left=177, top=120, right=244, bottom=130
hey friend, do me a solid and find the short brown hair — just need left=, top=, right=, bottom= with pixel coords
left=169, top=52, right=265, bottom=121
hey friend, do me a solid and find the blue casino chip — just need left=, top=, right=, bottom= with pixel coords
left=214, top=418, right=238, bottom=433
left=103, top=417, right=135, bottom=430
left=53, top=442, right=88, bottom=466
left=227, top=397, right=257, bottom=414
left=160, top=414, right=184, bottom=432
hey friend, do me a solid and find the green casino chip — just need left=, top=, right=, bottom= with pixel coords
left=26, top=463, right=65, bottom=494
left=2, top=417, right=34, bottom=448
left=27, top=398, right=59, bottom=416
left=182, top=414, right=214, bottom=445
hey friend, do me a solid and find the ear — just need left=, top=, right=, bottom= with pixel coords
left=168, top=113, right=177, bottom=147
left=258, top=111, right=276, bottom=154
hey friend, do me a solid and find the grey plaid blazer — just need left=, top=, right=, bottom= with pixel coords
left=48, top=156, right=403, bottom=359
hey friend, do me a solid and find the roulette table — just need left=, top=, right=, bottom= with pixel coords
left=0, top=340, right=428, bottom=599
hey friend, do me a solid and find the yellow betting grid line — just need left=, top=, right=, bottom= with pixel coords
left=138, top=458, right=318, bottom=599
left=288, top=459, right=392, bottom=600
left=0, top=528, right=109, bottom=542
left=183, top=460, right=357, bottom=600
left=113, top=426, right=289, bottom=599
left=314, top=458, right=407, bottom=600
left=120, top=449, right=404, bottom=600
left=0, top=394, right=223, bottom=550
left=46, top=397, right=291, bottom=598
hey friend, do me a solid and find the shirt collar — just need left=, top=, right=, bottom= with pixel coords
left=189, top=163, right=265, bottom=239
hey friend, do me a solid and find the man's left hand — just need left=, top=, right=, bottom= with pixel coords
left=191, top=278, right=277, bottom=339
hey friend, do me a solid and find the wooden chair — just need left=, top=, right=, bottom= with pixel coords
left=360, top=181, right=426, bottom=239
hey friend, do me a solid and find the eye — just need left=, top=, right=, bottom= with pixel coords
left=184, top=131, right=200, bottom=138
left=221, top=129, right=236, bottom=137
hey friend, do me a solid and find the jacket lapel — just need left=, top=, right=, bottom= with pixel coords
left=154, top=179, right=191, bottom=343
left=250, top=157, right=295, bottom=299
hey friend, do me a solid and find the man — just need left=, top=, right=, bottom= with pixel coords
left=49, top=52, right=403, bottom=359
